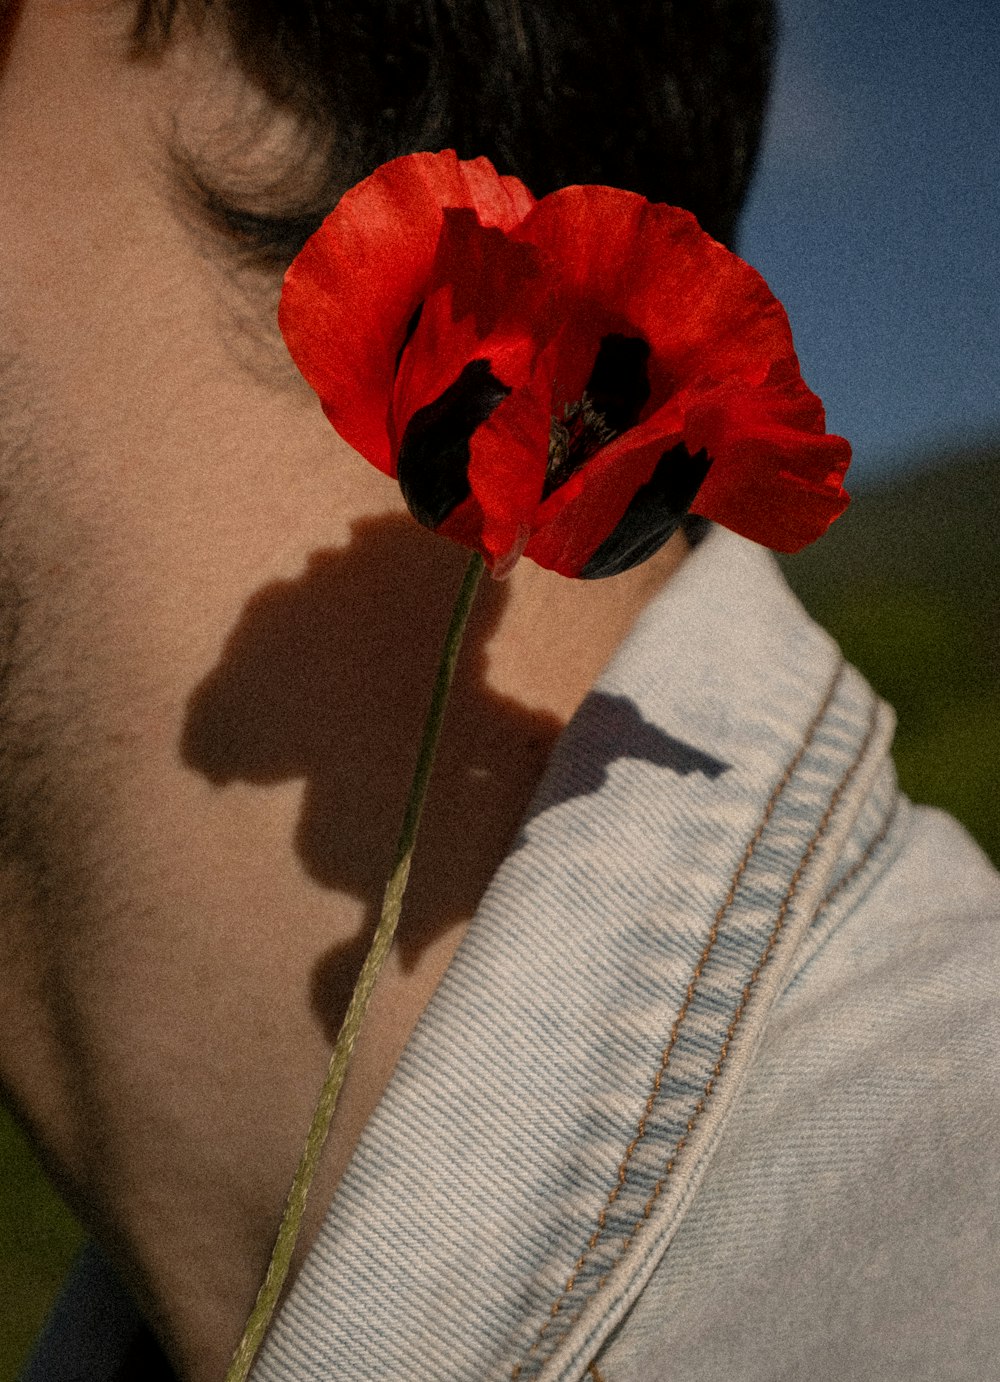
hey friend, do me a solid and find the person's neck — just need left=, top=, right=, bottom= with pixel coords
left=259, top=517, right=692, bottom=1341
left=0, top=466, right=688, bottom=1381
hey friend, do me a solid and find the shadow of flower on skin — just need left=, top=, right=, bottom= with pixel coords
left=181, top=514, right=728, bottom=1043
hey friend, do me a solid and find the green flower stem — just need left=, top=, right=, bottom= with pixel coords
left=225, top=551, right=486, bottom=1382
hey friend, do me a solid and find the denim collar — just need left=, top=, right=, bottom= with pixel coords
left=253, top=527, right=898, bottom=1382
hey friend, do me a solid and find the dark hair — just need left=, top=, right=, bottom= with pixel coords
left=132, top=0, right=775, bottom=251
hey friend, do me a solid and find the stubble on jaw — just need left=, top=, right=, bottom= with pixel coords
left=0, top=342, right=122, bottom=858
left=0, top=347, right=108, bottom=1187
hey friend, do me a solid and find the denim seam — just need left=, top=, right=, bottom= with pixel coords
left=537, top=689, right=881, bottom=1380
left=510, top=658, right=854, bottom=1379
left=815, top=791, right=902, bottom=918
left=776, top=789, right=906, bottom=1009
left=606, top=689, right=879, bottom=1239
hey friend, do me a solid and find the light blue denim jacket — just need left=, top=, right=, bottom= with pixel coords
left=22, top=527, right=1000, bottom=1381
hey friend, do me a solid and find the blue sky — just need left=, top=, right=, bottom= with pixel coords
left=738, top=0, right=999, bottom=487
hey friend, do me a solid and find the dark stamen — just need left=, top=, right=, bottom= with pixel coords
left=544, top=392, right=616, bottom=498
left=543, top=333, right=652, bottom=499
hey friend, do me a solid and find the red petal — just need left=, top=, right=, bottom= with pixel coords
left=389, top=204, right=560, bottom=567
left=513, top=186, right=799, bottom=413
left=523, top=429, right=674, bottom=577
left=693, top=432, right=851, bottom=551
left=511, top=184, right=850, bottom=553
left=391, top=207, right=553, bottom=444
left=460, top=355, right=558, bottom=567
left=685, top=370, right=851, bottom=551
left=278, top=151, right=535, bottom=474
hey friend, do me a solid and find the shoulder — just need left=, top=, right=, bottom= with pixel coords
left=600, top=799, right=1000, bottom=1381
left=780, top=797, right=1000, bottom=1048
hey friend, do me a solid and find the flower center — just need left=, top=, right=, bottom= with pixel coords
left=542, top=332, right=652, bottom=500
left=544, top=392, right=617, bottom=498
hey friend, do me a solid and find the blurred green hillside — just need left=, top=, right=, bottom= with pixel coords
left=0, top=1110, right=84, bottom=1379
left=779, top=436, right=999, bottom=867
left=2, top=439, right=997, bottom=1378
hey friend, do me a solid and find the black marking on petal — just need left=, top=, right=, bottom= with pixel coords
left=396, top=359, right=512, bottom=529
left=579, top=444, right=712, bottom=579
left=393, top=301, right=424, bottom=379
left=585, top=334, right=651, bottom=436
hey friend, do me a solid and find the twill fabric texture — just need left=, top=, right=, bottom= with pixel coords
left=20, top=526, right=1000, bottom=1382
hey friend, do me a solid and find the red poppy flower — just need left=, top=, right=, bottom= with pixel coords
left=279, top=150, right=850, bottom=578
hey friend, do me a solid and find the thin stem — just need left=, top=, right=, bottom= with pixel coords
left=224, top=551, right=486, bottom=1382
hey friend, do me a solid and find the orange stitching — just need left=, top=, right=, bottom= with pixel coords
left=512, top=659, right=847, bottom=1377
left=815, top=791, right=900, bottom=917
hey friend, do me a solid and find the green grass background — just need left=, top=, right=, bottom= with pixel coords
left=2, top=440, right=997, bottom=1378
left=778, top=439, right=999, bottom=867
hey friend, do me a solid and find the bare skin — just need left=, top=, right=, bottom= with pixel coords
left=0, top=4, right=688, bottom=1378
